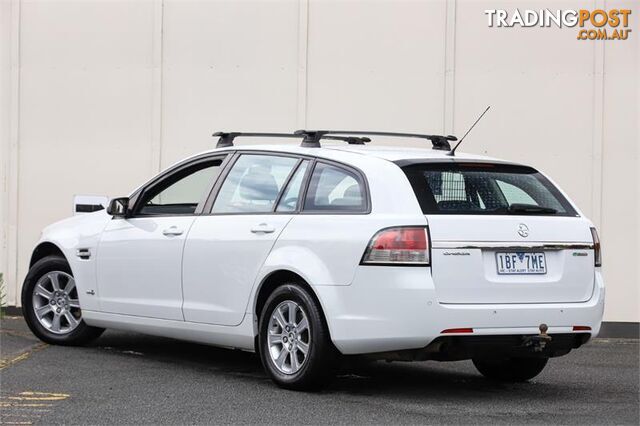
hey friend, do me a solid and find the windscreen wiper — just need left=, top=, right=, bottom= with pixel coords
left=508, top=203, right=557, bottom=215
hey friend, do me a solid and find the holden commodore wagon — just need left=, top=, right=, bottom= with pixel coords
left=22, top=130, right=604, bottom=389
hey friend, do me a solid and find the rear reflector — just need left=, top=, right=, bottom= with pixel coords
left=441, top=328, right=474, bottom=334
left=573, top=326, right=592, bottom=331
left=361, top=226, right=430, bottom=265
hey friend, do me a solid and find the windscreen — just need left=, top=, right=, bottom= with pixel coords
left=401, top=162, right=578, bottom=216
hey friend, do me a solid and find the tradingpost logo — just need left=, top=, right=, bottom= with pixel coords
left=485, top=9, right=632, bottom=40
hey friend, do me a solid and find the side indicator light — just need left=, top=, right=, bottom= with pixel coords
left=573, top=326, right=592, bottom=331
left=441, top=328, right=474, bottom=334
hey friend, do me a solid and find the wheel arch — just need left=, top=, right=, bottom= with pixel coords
left=30, top=241, right=67, bottom=267
left=253, top=269, right=334, bottom=344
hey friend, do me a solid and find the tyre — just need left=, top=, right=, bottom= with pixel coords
left=472, top=356, right=548, bottom=382
left=258, top=283, right=336, bottom=390
left=21, top=255, right=104, bottom=346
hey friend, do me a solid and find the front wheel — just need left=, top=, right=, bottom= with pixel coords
left=22, top=255, right=104, bottom=345
left=258, top=283, right=336, bottom=390
left=472, top=356, right=548, bottom=382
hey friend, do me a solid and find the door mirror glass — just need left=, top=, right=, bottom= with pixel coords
left=107, top=197, right=129, bottom=217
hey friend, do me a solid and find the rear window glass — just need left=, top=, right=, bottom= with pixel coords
left=401, top=162, right=578, bottom=216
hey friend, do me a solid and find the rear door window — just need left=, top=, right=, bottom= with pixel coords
left=212, top=154, right=299, bottom=214
left=401, top=162, right=577, bottom=216
left=276, top=160, right=310, bottom=212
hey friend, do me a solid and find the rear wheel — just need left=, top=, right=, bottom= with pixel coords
left=258, top=283, right=336, bottom=390
left=472, top=356, right=548, bottom=382
left=22, top=255, right=104, bottom=345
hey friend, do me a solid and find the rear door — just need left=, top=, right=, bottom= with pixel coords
left=181, top=153, right=307, bottom=326
left=401, top=162, right=595, bottom=304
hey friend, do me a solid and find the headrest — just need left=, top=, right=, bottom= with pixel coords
left=344, top=184, right=361, bottom=199
left=239, top=167, right=279, bottom=201
left=330, top=184, right=363, bottom=207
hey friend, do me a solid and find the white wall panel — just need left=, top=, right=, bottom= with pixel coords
left=0, top=0, right=12, bottom=298
left=1, top=0, right=638, bottom=322
left=160, top=0, right=300, bottom=167
left=306, top=0, right=447, bottom=133
left=15, top=0, right=157, bottom=300
left=600, top=0, right=639, bottom=322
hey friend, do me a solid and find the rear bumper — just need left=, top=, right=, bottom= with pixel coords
left=313, top=267, right=605, bottom=355
left=370, top=333, right=591, bottom=362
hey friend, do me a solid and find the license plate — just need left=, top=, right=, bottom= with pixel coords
left=496, top=252, right=547, bottom=275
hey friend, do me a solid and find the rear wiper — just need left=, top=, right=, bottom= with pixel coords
left=508, top=203, right=557, bottom=215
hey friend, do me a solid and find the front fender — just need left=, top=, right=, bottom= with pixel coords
left=31, top=211, right=110, bottom=312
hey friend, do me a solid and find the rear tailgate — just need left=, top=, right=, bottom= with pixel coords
left=428, top=215, right=595, bottom=304
left=400, top=161, right=596, bottom=304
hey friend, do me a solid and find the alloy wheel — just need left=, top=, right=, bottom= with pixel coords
left=31, top=271, right=81, bottom=334
left=267, top=300, right=311, bottom=375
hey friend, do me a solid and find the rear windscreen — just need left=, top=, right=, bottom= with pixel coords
left=400, top=162, right=578, bottom=216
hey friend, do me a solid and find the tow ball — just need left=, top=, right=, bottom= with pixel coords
left=522, top=323, right=553, bottom=352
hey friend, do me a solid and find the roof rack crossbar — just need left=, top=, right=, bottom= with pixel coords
left=294, top=130, right=458, bottom=151
left=212, top=131, right=370, bottom=148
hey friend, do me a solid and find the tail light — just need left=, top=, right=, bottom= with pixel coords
left=361, top=226, right=430, bottom=265
left=590, top=227, right=601, bottom=267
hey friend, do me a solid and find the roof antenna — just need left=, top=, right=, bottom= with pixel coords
left=447, top=106, right=491, bottom=156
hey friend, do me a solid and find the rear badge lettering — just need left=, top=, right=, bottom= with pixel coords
left=443, top=251, right=471, bottom=256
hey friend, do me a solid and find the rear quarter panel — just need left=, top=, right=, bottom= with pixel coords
left=249, top=156, right=426, bottom=325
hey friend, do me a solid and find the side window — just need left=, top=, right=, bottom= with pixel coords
left=212, top=154, right=298, bottom=213
left=137, top=159, right=223, bottom=216
left=276, top=160, right=310, bottom=212
left=303, top=162, right=366, bottom=212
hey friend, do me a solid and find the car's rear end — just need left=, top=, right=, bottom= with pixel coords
left=318, top=154, right=604, bottom=371
left=394, top=160, right=603, bottom=362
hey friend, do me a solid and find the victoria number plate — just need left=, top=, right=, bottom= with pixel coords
left=496, top=252, right=547, bottom=275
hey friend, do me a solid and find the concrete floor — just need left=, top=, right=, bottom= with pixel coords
left=1, top=316, right=638, bottom=425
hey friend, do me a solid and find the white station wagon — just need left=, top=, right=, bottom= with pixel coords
left=22, top=130, right=604, bottom=389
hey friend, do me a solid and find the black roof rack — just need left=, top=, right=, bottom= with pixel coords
left=213, top=131, right=370, bottom=149
left=294, top=130, right=457, bottom=150
left=213, top=130, right=456, bottom=150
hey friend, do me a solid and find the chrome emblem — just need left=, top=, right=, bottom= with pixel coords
left=517, top=223, right=529, bottom=238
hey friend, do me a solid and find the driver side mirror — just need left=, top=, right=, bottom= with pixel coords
left=107, top=197, right=130, bottom=218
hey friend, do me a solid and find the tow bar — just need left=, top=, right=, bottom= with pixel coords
left=522, top=323, right=553, bottom=352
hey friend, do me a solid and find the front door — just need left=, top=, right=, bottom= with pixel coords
left=96, top=156, right=225, bottom=320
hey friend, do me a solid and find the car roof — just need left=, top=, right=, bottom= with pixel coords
left=200, top=142, right=514, bottom=165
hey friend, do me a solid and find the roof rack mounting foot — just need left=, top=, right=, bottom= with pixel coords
left=212, top=132, right=240, bottom=148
